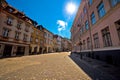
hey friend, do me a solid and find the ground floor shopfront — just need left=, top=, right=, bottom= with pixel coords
left=43, top=46, right=53, bottom=53
left=30, top=44, right=44, bottom=55
left=0, top=41, right=29, bottom=58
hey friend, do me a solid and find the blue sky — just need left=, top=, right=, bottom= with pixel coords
left=6, top=0, right=81, bottom=39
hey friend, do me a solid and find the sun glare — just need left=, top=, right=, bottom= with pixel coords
left=66, top=2, right=77, bottom=15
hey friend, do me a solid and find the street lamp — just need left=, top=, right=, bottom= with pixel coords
left=79, top=38, right=83, bottom=59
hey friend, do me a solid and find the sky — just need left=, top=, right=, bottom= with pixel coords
left=6, top=0, right=81, bottom=39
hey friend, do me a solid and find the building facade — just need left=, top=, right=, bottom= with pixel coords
left=53, top=35, right=58, bottom=52
left=0, top=0, right=72, bottom=58
left=71, top=0, right=120, bottom=66
left=0, top=0, right=34, bottom=57
left=61, top=38, right=72, bottom=51
left=56, top=35, right=62, bottom=52
left=30, top=25, right=44, bottom=54
left=43, top=28, right=54, bottom=53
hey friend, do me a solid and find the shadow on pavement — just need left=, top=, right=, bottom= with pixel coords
left=68, top=52, right=120, bottom=80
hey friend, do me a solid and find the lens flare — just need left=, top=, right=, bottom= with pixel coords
left=66, top=2, right=77, bottom=15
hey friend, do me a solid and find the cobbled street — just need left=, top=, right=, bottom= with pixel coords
left=0, top=52, right=91, bottom=80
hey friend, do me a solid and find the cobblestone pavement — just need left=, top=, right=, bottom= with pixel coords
left=0, top=52, right=91, bottom=80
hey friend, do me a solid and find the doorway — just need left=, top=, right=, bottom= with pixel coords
left=16, top=46, right=25, bottom=56
left=39, top=47, right=42, bottom=54
left=3, top=45, right=12, bottom=57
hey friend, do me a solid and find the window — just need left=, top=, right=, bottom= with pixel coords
left=110, top=0, right=120, bottom=7
left=81, top=13, right=84, bottom=20
left=23, top=34, right=27, bottom=41
left=97, top=2, right=106, bottom=18
left=17, top=21, right=22, bottom=29
left=40, top=40, right=43, bottom=44
left=93, top=33, right=100, bottom=48
left=91, top=12, right=96, bottom=25
left=2, top=28, right=9, bottom=37
left=89, top=0, right=93, bottom=5
left=83, top=40, right=86, bottom=50
left=87, top=37, right=91, bottom=49
left=39, top=27, right=42, bottom=30
left=115, top=20, right=120, bottom=40
left=30, top=37, right=33, bottom=42
left=8, top=8, right=13, bottom=13
left=83, top=7, right=87, bottom=14
left=50, top=35, right=53, bottom=40
left=82, top=26, right=84, bottom=33
left=85, top=20, right=89, bottom=30
left=44, top=32, right=47, bottom=38
left=46, top=39, right=48, bottom=44
left=102, top=27, right=112, bottom=47
left=15, top=31, right=20, bottom=40
left=6, top=17, right=13, bottom=26
left=80, top=28, right=82, bottom=35
left=49, top=40, right=51, bottom=45
left=80, top=26, right=84, bottom=35
left=25, top=25, right=29, bottom=32
left=36, top=38, right=38, bottom=43
left=36, top=31, right=38, bottom=35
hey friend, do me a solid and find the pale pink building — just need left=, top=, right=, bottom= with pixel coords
left=71, top=0, right=120, bottom=65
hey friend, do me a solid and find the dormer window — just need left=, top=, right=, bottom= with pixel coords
left=8, top=8, right=13, bottom=13
left=39, top=27, right=42, bottom=30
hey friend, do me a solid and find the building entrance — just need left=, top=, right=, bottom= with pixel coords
left=16, top=46, right=25, bottom=56
left=3, top=45, right=12, bottom=57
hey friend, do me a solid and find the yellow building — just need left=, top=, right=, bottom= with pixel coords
left=30, top=25, right=44, bottom=54
left=43, top=28, right=54, bottom=53
left=53, top=35, right=58, bottom=52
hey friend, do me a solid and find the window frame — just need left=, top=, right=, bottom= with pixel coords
left=102, top=27, right=112, bottom=47
left=23, top=34, right=28, bottom=41
left=6, top=16, right=13, bottom=26
left=93, top=33, right=100, bottom=48
left=2, top=28, right=9, bottom=38
left=97, top=2, right=106, bottom=18
left=91, top=12, right=96, bottom=25
left=85, top=20, right=89, bottom=30
left=89, top=0, right=93, bottom=5
left=15, top=31, right=20, bottom=40
left=110, top=0, right=120, bottom=7
left=87, top=37, right=91, bottom=49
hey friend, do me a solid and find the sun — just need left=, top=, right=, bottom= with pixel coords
left=66, top=2, right=77, bottom=15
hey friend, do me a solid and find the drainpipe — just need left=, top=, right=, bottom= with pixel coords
left=85, top=0, right=94, bottom=58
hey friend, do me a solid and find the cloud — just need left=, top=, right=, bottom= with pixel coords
left=57, top=20, right=68, bottom=32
